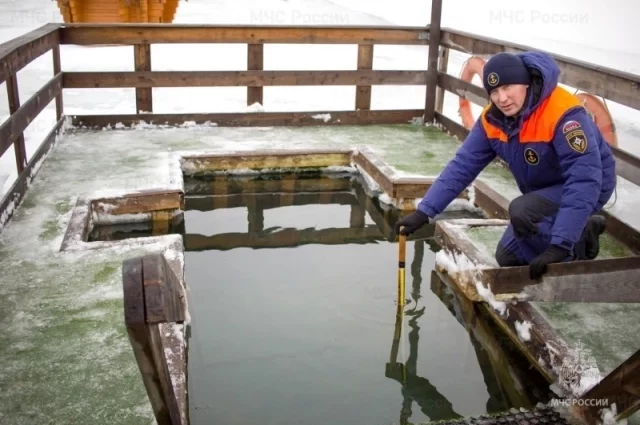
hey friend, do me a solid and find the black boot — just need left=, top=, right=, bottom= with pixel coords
left=585, top=215, right=606, bottom=260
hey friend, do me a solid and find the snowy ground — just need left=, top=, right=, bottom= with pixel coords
left=1, top=0, right=640, bottom=423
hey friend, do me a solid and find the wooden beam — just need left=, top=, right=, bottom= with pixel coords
left=610, top=145, right=640, bottom=190
left=122, top=254, right=184, bottom=425
left=62, top=70, right=429, bottom=88
left=440, top=28, right=640, bottom=112
left=184, top=174, right=353, bottom=195
left=59, top=24, right=430, bottom=45
left=52, top=45, right=63, bottom=120
left=70, top=109, right=426, bottom=128
left=423, top=0, right=443, bottom=123
left=434, top=47, right=449, bottom=114
left=437, top=71, right=488, bottom=107
left=91, top=189, right=183, bottom=219
left=6, top=75, right=27, bottom=174
left=355, top=45, right=374, bottom=110
left=351, top=146, right=397, bottom=196
left=247, top=44, right=263, bottom=106
left=0, top=73, right=63, bottom=159
left=185, top=191, right=358, bottom=211
left=573, top=349, right=640, bottom=423
left=185, top=225, right=385, bottom=251
left=0, top=23, right=60, bottom=85
left=134, top=44, right=152, bottom=113
left=472, top=179, right=510, bottom=219
left=0, top=117, right=66, bottom=230
left=182, top=148, right=352, bottom=174
left=487, top=256, right=640, bottom=303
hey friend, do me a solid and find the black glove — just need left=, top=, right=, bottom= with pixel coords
left=394, top=210, right=430, bottom=235
left=528, top=245, right=570, bottom=280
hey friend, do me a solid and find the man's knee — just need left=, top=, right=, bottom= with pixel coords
left=507, top=191, right=559, bottom=238
left=495, top=243, right=524, bottom=267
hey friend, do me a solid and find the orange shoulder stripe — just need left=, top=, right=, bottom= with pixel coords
left=479, top=87, right=583, bottom=143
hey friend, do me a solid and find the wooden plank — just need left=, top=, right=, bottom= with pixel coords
left=185, top=225, right=385, bottom=251
left=247, top=44, right=263, bottom=106
left=52, top=45, right=63, bottom=120
left=0, top=23, right=60, bottom=85
left=0, top=73, right=63, bottom=159
left=437, top=71, right=488, bottom=107
left=472, top=179, right=510, bottom=219
left=183, top=174, right=353, bottom=195
left=91, top=190, right=183, bottom=217
left=573, top=349, right=640, bottom=423
left=134, top=44, right=152, bottom=113
left=355, top=45, right=374, bottom=110
left=611, top=145, right=640, bottom=188
left=7, top=75, right=27, bottom=174
left=70, top=109, right=425, bottom=128
left=486, top=255, right=640, bottom=303
left=351, top=147, right=398, bottom=196
left=0, top=117, right=66, bottom=231
left=434, top=47, right=449, bottom=114
left=62, top=70, right=429, bottom=88
left=186, top=191, right=357, bottom=211
left=141, top=254, right=184, bottom=324
left=440, top=28, right=640, bottom=112
left=59, top=25, right=430, bottom=45
left=423, top=0, right=443, bottom=123
left=393, top=176, right=434, bottom=199
left=182, top=149, right=352, bottom=173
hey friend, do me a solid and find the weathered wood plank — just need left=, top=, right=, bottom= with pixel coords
left=393, top=176, right=435, bottom=199
left=423, top=0, right=443, bottom=123
left=134, top=44, right=152, bottom=113
left=440, top=28, right=640, bottom=111
left=0, top=117, right=66, bottom=231
left=59, top=25, right=430, bottom=45
left=0, top=73, right=63, bottom=159
left=70, top=109, right=425, bottom=128
left=91, top=190, right=183, bottom=218
left=185, top=191, right=357, bottom=211
left=472, top=179, right=510, bottom=219
left=141, top=254, right=184, bottom=324
left=434, top=47, right=449, bottom=114
left=184, top=174, right=352, bottom=195
left=355, top=45, right=374, bottom=110
left=437, top=71, right=488, bottom=107
left=62, top=70, right=429, bottom=88
left=351, top=146, right=398, bottom=196
left=247, top=44, right=263, bottom=106
left=611, top=145, right=640, bottom=190
left=185, top=225, right=385, bottom=251
left=0, top=23, right=60, bottom=85
left=6, top=75, right=27, bottom=174
left=573, top=349, right=640, bottom=423
left=52, top=45, right=63, bottom=120
left=182, top=149, right=352, bottom=174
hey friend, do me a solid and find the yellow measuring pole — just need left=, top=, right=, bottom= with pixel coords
left=398, top=231, right=406, bottom=305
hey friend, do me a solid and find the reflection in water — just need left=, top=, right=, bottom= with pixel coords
left=181, top=172, right=550, bottom=425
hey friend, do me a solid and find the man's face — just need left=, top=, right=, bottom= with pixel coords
left=489, top=84, right=529, bottom=116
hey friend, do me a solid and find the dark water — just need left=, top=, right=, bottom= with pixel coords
left=176, top=173, right=551, bottom=425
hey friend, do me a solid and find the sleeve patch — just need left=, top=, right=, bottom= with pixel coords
left=562, top=120, right=581, bottom=133
left=565, top=129, right=588, bottom=153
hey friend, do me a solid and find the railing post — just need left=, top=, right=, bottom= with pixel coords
left=423, top=0, right=443, bottom=124
left=435, top=46, right=449, bottom=115
left=123, top=253, right=185, bottom=425
left=53, top=45, right=63, bottom=120
left=134, top=44, right=153, bottom=113
left=355, top=44, right=374, bottom=110
left=6, top=75, right=27, bottom=173
left=247, top=44, right=264, bottom=106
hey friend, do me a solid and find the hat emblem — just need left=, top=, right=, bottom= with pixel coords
left=487, top=72, right=499, bottom=87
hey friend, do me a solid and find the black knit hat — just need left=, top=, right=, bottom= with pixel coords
left=482, top=52, right=531, bottom=93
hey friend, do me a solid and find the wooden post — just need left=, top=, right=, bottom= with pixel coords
left=6, top=74, right=27, bottom=174
left=434, top=46, right=449, bottom=114
left=123, top=254, right=185, bottom=425
left=134, top=44, right=152, bottom=113
left=349, top=202, right=366, bottom=228
left=247, top=44, right=264, bottom=106
left=355, top=44, right=374, bottom=110
left=423, top=0, right=443, bottom=124
left=52, top=45, right=63, bottom=120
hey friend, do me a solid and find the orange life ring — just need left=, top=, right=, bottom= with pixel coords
left=575, top=93, right=618, bottom=148
left=458, top=56, right=486, bottom=130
